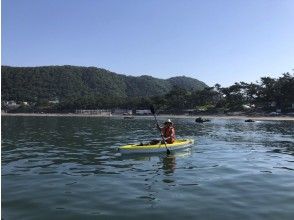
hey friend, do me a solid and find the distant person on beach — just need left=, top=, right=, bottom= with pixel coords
left=149, top=119, right=176, bottom=144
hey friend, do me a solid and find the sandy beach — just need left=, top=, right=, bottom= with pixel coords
left=2, top=112, right=294, bottom=121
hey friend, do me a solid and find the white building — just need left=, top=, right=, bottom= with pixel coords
left=5, top=101, right=20, bottom=110
left=113, top=109, right=132, bottom=115
left=75, top=109, right=111, bottom=116
left=135, top=109, right=152, bottom=115
left=49, top=99, right=60, bottom=104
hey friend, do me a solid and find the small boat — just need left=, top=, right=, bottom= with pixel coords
left=245, top=119, right=255, bottom=122
left=124, top=116, right=134, bottom=119
left=195, top=117, right=210, bottom=123
left=118, top=139, right=194, bottom=154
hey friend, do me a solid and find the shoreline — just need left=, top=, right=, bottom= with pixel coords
left=1, top=112, right=294, bottom=121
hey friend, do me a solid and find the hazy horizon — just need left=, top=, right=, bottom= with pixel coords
left=2, top=0, right=294, bottom=86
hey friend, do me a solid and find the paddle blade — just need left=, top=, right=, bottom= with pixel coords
left=150, top=105, right=155, bottom=115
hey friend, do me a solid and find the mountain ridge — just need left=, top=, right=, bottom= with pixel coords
left=1, top=65, right=208, bottom=102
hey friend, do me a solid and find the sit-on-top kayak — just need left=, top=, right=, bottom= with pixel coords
left=118, top=139, right=194, bottom=154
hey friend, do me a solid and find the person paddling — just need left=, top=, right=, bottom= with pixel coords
left=157, top=119, right=176, bottom=144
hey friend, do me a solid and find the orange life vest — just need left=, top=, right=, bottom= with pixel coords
left=162, top=126, right=176, bottom=144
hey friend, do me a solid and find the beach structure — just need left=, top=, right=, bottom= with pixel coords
left=135, top=109, right=152, bottom=115
left=113, top=109, right=132, bottom=115
left=4, top=101, right=20, bottom=110
left=48, top=99, right=60, bottom=104
left=75, top=109, right=111, bottom=116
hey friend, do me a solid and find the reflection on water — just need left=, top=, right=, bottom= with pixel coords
left=162, top=155, right=176, bottom=174
left=2, top=116, right=294, bottom=220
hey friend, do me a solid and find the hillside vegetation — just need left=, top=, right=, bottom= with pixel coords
left=2, top=66, right=293, bottom=114
left=1, top=65, right=207, bottom=102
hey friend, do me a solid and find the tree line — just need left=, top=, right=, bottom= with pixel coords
left=56, top=73, right=294, bottom=113
left=2, top=66, right=293, bottom=114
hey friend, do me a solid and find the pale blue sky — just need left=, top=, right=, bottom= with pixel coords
left=2, top=0, right=294, bottom=86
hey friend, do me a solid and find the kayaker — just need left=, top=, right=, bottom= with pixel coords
left=157, top=119, right=176, bottom=144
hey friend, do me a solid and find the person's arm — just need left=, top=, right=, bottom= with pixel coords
left=171, top=127, right=175, bottom=138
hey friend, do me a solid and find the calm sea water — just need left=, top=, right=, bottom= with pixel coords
left=2, top=116, right=294, bottom=220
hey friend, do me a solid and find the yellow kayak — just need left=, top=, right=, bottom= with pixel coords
left=118, top=139, right=194, bottom=154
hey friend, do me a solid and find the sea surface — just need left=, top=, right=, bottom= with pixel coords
left=2, top=116, right=294, bottom=220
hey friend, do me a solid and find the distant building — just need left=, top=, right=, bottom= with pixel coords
left=242, top=104, right=255, bottom=110
left=182, top=109, right=196, bottom=115
left=4, top=101, right=20, bottom=110
left=75, top=109, right=111, bottom=116
left=6, top=101, right=17, bottom=105
left=123, top=110, right=133, bottom=115
left=113, top=109, right=132, bottom=115
left=48, top=99, right=60, bottom=104
left=135, top=109, right=152, bottom=115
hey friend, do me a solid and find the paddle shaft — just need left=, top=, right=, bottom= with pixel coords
left=152, top=113, right=170, bottom=153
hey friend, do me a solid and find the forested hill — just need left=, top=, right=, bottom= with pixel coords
left=1, top=65, right=207, bottom=101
